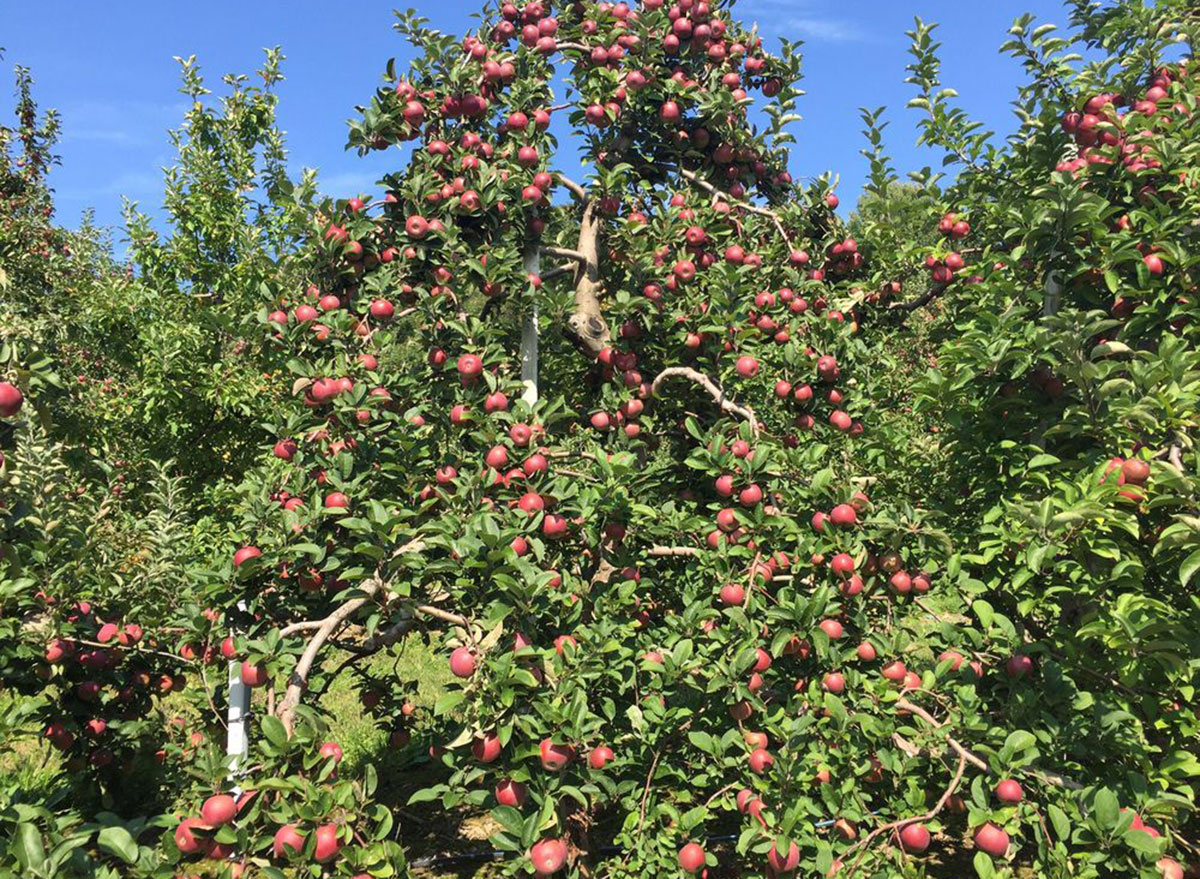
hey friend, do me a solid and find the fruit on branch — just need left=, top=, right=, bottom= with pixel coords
left=0, top=381, right=24, bottom=417
left=678, top=842, right=706, bottom=872
left=200, top=794, right=237, bottom=827
left=530, top=838, right=568, bottom=876
left=974, top=823, right=1010, bottom=857
left=898, top=822, right=931, bottom=853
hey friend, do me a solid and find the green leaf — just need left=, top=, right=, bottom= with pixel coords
left=1123, top=828, right=1165, bottom=854
left=1180, top=548, right=1200, bottom=586
left=1047, top=804, right=1070, bottom=841
left=1093, top=787, right=1119, bottom=830
left=14, top=823, right=45, bottom=871
left=96, top=826, right=139, bottom=864
left=973, top=850, right=996, bottom=878
left=260, top=715, right=288, bottom=748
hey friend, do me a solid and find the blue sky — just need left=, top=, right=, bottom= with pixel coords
left=4, top=0, right=1069, bottom=237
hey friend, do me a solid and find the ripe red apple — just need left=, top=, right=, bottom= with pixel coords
left=313, top=823, right=340, bottom=863
left=678, top=842, right=706, bottom=873
left=318, top=741, right=344, bottom=763
left=995, top=778, right=1023, bottom=804
left=1144, top=253, right=1165, bottom=276
left=324, top=492, right=350, bottom=509
left=830, top=503, right=857, bottom=526
left=201, top=794, right=237, bottom=826
left=472, top=733, right=502, bottom=763
left=233, top=546, right=261, bottom=567
left=735, top=355, right=759, bottom=377
left=530, top=838, right=568, bottom=876
left=768, top=840, right=800, bottom=873
left=974, top=823, right=1009, bottom=857
left=819, top=619, right=844, bottom=639
left=539, top=739, right=575, bottom=770
left=174, top=817, right=211, bottom=855
left=882, top=661, right=907, bottom=683
left=719, top=583, right=745, bottom=605
left=1121, top=458, right=1150, bottom=485
left=1005, top=654, right=1034, bottom=678
left=1157, top=857, right=1184, bottom=879
left=898, top=822, right=930, bottom=853
left=823, top=672, right=845, bottom=693
left=748, top=747, right=774, bottom=773
left=240, top=661, right=268, bottom=688
left=449, top=647, right=476, bottom=677
left=588, top=745, right=614, bottom=769
left=0, top=382, right=25, bottom=418
left=739, top=484, right=763, bottom=507
left=830, top=553, right=855, bottom=575
left=495, top=778, right=528, bottom=807
left=856, top=641, right=876, bottom=661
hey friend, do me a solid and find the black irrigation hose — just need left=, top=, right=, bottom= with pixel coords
left=409, top=820, right=848, bottom=870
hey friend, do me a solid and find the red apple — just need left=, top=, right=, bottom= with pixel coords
left=201, top=794, right=237, bottom=827
left=530, top=838, right=568, bottom=875
left=449, top=647, right=476, bottom=677
left=995, top=779, right=1023, bottom=804
left=898, top=822, right=930, bottom=853
left=974, top=823, right=1009, bottom=857
left=678, top=842, right=706, bottom=873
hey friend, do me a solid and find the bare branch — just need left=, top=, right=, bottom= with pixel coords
left=646, top=545, right=701, bottom=558
left=414, top=604, right=469, bottom=627
left=541, top=245, right=588, bottom=263
left=650, top=367, right=760, bottom=435
left=276, top=537, right=425, bottom=733
left=557, top=173, right=588, bottom=203
left=679, top=168, right=792, bottom=245
left=540, top=263, right=576, bottom=283
left=843, top=751, right=969, bottom=877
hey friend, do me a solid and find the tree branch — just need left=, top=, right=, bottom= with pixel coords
left=889, top=285, right=946, bottom=312
left=650, top=367, right=760, bottom=435
left=541, top=245, right=588, bottom=263
left=896, top=697, right=1080, bottom=788
left=646, top=545, right=701, bottom=557
left=564, top=198, right=611, bottom=358
left=276, top=537, right=425, bottom=733
left=679, top=168, right=792, bottom=245
left=540, top=263, right=576, bottom=283
left=557, top=172, right=588, bottom=203
left=842, top=752, right=968, bottom=877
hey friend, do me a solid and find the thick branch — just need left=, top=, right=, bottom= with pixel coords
left=646, top=546, right=701, bottom=557
left=557, top=172, right=588, bottom=203
left=564, top=198, right=611, bottom=358
left=650, top=367, right=760, bottom=435
left=276, top=537, right=425, bottom=733
left=277, top=589, right=376, bottom=732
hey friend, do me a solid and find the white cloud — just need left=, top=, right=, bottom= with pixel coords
left=59, top=99, right=188, bottom=147
left=739, top=0, right=870, bottom=44
left=783, top=17, right=868, bottom=43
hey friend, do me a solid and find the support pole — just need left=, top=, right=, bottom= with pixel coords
left=521, top=242, right=540, bottom=404
left=226, top=604, right=250, bottom=785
